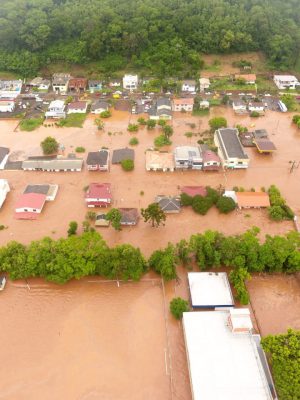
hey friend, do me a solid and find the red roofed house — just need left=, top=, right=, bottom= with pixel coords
left=202, top=150, right=221, bottom=171
left=68, top=78, right=87, bottom=93
left=15, top=193, right=47, bottom=220
left=172, top=98, right=194, bottom=112
left=85, top=183, right=112, bottom=207
left=181, top=186, right=207, bottom=197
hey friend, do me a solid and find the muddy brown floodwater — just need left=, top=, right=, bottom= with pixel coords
left=0, top=107, right=300, bottom=399
left=247, top=273, right=300, bottom=337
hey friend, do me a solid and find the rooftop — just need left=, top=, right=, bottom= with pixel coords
left=15, top=193, right=46, bottom=210
left=156, top=195, right=180, bottom=212
left=181, top=186, right=207, bottom=197
left=216, top=128, right=249, bottom=160
left=86, top=150, right=109, bottom=165
left=188, top=272, right=234, bottom=308
left=254, top=139, right=277, bottom=152
left=0, top=147, right=9, bottom=163
left=183, top=311, right=274, bottom=400
left=68, top=101, right=87, bottom=110
left=236, top=192, right=270, bottom=208
left=112, top=148, right=134, bottom=164
left=174, top=146, right=201, bottom=160
left=146, top=151, right=175, bottom=170
left=173, top=98, right=194, bottom=105
left=119, top=208, right=139, bottom=225
left=86, top=183, right=112, bottom=199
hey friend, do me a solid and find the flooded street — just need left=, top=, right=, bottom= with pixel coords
left=0, top=279, right=173, bottom=400
left=0, top=108, right=298, bottom=256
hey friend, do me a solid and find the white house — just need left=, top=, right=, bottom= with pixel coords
left=273, top=75, right=299, bottom=90
left=0, top=80, right=22, bottom=99
left=52, top=73, right=71, bottom=94
left=45, top=100, right=66, bottom=118
left=67, top=101, right=88, bottom=114
left=199, top=100, right=209, bottom=109
left=181, top=80, right=196, bottom=92
left=172, top=98, right=194, bottom=112
left=214, top=128, right=249, bottom=169
left=174, top=146, right=203, bottom=170
left=91, top=100, right=109, bottom=114
left=0, top=100, right=15, bottom=113
left=232, top=100, right=247, bottom=114
left=248, top=102, right=265, bottom=114
left=0, top=179, right=10, bottom=208
left=0, top=147, right=9, bottom=169
left=199, top=78, right=210, bottom=93
left=29, top=77, right=51, bottom=91
left=123, top=74, right=138, bottom=90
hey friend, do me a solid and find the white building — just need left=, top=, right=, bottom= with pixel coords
left=29, top=77, right=51, bottom=91
left=0, top=80, right=22, bottom=99
left=123, top=74, right=138, bottom=90
left=172, top=98, right=194, bottom=112
left=199, top=100, right=209, bottom=109
left=273, top=75, right=299, bottom=90
left=174, top=146, right=202, bottom=170
left=248, top=102, right=265, bottom=114
left=52, top=73, right=71, bottom=94
left=0, top=179, right=10, bottom=208
left=188, top=272, right=234, bottom=309
left=182, top=80, right=196, bottom=92
left=67, top=101, right=88, bottom=114
left=0, top=147, right=9, bottom=169
left=183, top=310, right=276, bottom=400
left=232, top=100, right=247, bottom=114
left=45, top=100, right=66, bottom=119
left=214, top=128, right=249, bottom=169
left=199, top=78, right=210, bottom=92
left=0, top=100, right=15, bottom=113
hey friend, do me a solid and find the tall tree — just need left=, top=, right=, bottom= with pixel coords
left=141, top=203, right=166, bottom=227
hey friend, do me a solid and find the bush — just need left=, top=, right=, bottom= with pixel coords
left=250, top=111, right=260, bottom=117
left=67, top=221, right=78, bottom=236
left=137, top=117, right=146, bottom=125
left=208, top=117, right=227, bottom=131
left=20, top=117, right=43, bottom=132
left=154, top=134, right=171, bottom=147
left=100, top=110, right=111, bottom=118
left=180, top=193, right=193, bottom=206
left=216, top=196, right=236, bottom=214
left=129, top=137, right=139, bottom=145
left=85, top=211, right=96, bottom=221
left=229, top=268, right=251, bottom=305
left=148, top=244, right=177, bottom=281
left=268, top=205, right=287, bottom=221
left=121, top=159, right=134, bottom=171
left=41, top=136, right=59, bottom=155
left=75, top=146, right=85, bottom=153
left=192, top=195, right=213, bottom=215
left=292, top=114, right=300, bottom=124
left=146, top=119, right=156, bottom=130
left=170, top=297, right=189, bottom=320
left=267, top=185, right=294, bottom=220
left=127, top=123, right=139, bottom=132
left=206, top=187, right=220, bottom=204
left=184, top=131, right=193, bottom=138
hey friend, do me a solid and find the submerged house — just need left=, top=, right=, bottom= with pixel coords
left=86, top=150, right=110, bottom=171
left=119, top=208, right=139, bottom=226
left=174, top=146, right=202, bottom=170
left=214, top=128, right=249, bottom=169
left=156, top=195, right=181, bottom=213
left=85, top=183, right=112, bottom=208
left=22, top=156, right=83, bottom=172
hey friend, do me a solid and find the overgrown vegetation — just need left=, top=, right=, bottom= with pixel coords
left=261, top=329, right=300, bottom=400
left=292, top=114, right=300, bottom=128
left=1, top=0, right=299, bottom=77
left=209, top=117, right=227, bottom=132
left=20, top=117, right=44, bottom=132
left=57, top=113, right=86, bottom=128
left=154, top=134, right=171, bottom=147
left=121, top=159, right=134, bottom=171
left=129, top=137, right=139, bottom=146
left=170, top=297, right=189, bottom=319
left=268, top=185, right=294, bottom=221
left=40, top=136, right=59, bottom=155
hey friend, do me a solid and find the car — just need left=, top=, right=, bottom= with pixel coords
left=0, top=276, right=6, bottom=291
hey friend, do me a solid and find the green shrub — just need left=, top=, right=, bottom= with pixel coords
left=208, top=117, right=227, bottom=131
left=41, top=136, right=59, bottom=155
left=170, top=297, right=189, bottom=320
left=216, top=196, right=236, bottom=213
left=180, top=193, right=193, bottom=206
left=67, top=221, right=78, bottom=236
left=85, top=211, right=97, bottom=221
left=184, top=131, right=193, bottom=138
left=292, top=114, right=300, bottom=124
left=127, top=123, right=139, bottom=132
left=129, top=137, right=139, bottom=145
left=100, top=110, right=111, bottom=118
left=250, top=111, right=260, bottom=117
left=206, top=187, right=220, bottom=204
left=20, top=117, right=44, bottom=132
left=192, top=195, right=213, bottom=215
left=121, top=159, right=134, bottom=171
left=154, top=134, right=171, bottom=147
left=268, top=205, right=287, bottom=221
left=229, top=268, right=251, bottom=304
left=75, top=146, right=85, bottom=153
left=146, top=119, right=156, bottom=129
left=137, top=117, right=146, bottom=125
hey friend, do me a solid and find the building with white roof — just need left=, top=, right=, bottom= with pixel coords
left=273, top=75, right=299, bottom=90
left=123, top=74, right=138, bottom=90
left=0, top=80, right=22, bottom=99
left=183, top=310, right=276, bottom=400
left=174, top=146, right=202, bottom=170
left=0, top=179, right=10, bottom=208
left=188, top=272, right=234, bottom=309
left=45, top=100, right=66, bottom=119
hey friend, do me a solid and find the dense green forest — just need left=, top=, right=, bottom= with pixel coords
left=0, top=0, right=300, bottom=77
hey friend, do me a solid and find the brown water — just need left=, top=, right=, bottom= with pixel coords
left=0, top=278, right=175, bottom=400
left=247, top=274, right=300, bottom=336
left=0, top=108, right=298, bottom=256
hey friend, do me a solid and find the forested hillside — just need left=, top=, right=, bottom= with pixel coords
left=0, top=0, right=299, bottom=77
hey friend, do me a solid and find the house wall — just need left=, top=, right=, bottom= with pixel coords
left=173, top=104, right=193, bottom=112
left=85, top=199, right=111, bottom=207
left=214, top=134, right=249, bottom=169
left=15, top=207, right=41, bottom=213
left=182, top=84, right=195, bottom=92
left=67, top=108, right=87, bottom=114
left=0, top=102, right=15, bottom=112
left=53, top=84, right=68, bottom=94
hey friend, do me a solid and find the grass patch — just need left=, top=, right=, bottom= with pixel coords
left=209, top=98, right=222, bottom=106
left=256, top=76, right=278, bottom=94
left=20, top=117, right=44, bottom=131
left=210, top=77, right=256, bottom=91
left=192, top=109, right=209, bottom=116
left=58, top=113, right=87, bottom=128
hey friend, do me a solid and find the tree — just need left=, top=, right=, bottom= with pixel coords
left=192, top=195, right=213, bottom=215
left=170, top=297, right=189, bottom=319
left=162, top=124, right=173, bottom=140
left=216, top=196, right=236, bottom=213
left=148, top=244, right=177, bottom=281
left=121, top=159, right=134, bottom=171
left=261, top=329, right=300, bottom=400
left=95, top=118, right=105, bottom=130
left=208, top=117, right=227, bottom=132
left=41, top=136, right=59, bottom=155
left=137, top=117, right=146, bottom=125
left=141, top=203, right=166, bottom=227
left=180, top=193, right=193, bottom=206
left=154, top=134, right=171, bottom=147
left=229, top=268, right=251, bottom=304
left=127, top=123, right=139, bottom=132
left=100, top=110, right=111, bottom=118
left=146, top=119, right=156, bottom=130
left=106, top=208, right=122, bottom=231
left=67, top=221, right=78, bottom=236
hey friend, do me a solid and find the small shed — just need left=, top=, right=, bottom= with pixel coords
left=253, top=139, right=276, bottom=154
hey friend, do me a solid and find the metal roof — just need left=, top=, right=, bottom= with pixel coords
left=216, top=128, right=249, bottom=160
